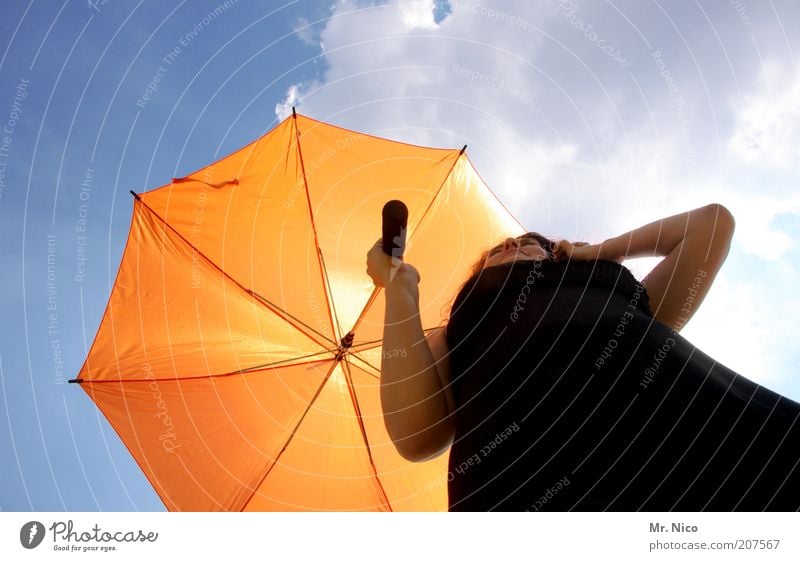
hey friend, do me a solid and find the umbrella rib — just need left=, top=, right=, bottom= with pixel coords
left=341, top=358, right=393, bottom=511
left=348, top=284, right=381, bottom=343
left=348, top=338, right=383, bottom=351
left=134, top=197, right=336, bottom=349
left=347, top=149, right=464, bottom=340
left=72, top=354, right=337, bottom=384
left=345, top=353, right=380, bottom=380
left=237, top=358, right=340, bottom=511
left=235, top=349, right=337, bottom=374
left=291, top=110, right=345, bottom=343
left=406, top=146, right=466, bottom=252
left=346, top=325, right=441, bottom=354
left=249, top=291, right=334, bottom=347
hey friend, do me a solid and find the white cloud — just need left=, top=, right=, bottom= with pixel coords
left=724, top=193, right=800, bottom=261
left=274, top=0, right=576, bottom=215
left=293, top=17, right=317, bottom=46
left=275, top=84, right=300, bottom=121
left=399, top=0, right=438, bottom=29
left=722, top=66, right=800, bottom=264
left=680, top=264, right=800, bottom=392
left=729, top=62, right=800, bottom=170
left=681, top=275, right=771, bottom=382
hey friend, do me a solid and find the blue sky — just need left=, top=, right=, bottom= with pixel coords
left=1, top=0, right=799, bottom=511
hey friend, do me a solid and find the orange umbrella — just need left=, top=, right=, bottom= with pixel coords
left=71, top=111, right=524, bottom=511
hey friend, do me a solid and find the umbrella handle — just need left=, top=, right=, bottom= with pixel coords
left=381, top=200, right=408, bottom=259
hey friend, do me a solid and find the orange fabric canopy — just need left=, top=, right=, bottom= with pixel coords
left=74, top=112, right=524, bottom=511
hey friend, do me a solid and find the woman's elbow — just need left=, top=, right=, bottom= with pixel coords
left=705, top=203, right=735, bottom=237
left=396, top=439, right=452, bottom=463
left=388, top=422, right=454, bottom=463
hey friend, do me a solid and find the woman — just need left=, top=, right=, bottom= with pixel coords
left=366, top=203, right=800, bottom=511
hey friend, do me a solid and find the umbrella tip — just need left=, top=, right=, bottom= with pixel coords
left=129, top=190, right=141, bottom=201
left=68, top=378, right=83, bottom=384
left=292, top=106, right=297, bottom=117
left=461, top=144, right=467, bottom=154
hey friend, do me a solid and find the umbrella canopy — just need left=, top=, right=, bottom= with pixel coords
left=73, top=111, right=524, bottom=511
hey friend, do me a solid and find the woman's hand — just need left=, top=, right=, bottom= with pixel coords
left=552, top=240, right=601, bottom=262
left=366, top=238, right=421, bottom=290
left=554, top=240, right=624, bottom=263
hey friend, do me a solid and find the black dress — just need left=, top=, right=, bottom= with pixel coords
left=444, top=258, right=800, bottom=511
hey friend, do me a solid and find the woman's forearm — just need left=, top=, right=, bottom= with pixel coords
left=596, top=204, right=733, bottom=261
left=380, top=280, right=453, bottom=462
left=594, top=203, right=734, bottom=329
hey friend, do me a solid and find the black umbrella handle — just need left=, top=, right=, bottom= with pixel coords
left=381, top=200, right=408, bottom=259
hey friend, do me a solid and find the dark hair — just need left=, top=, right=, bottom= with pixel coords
left=437, top=232, right=558, bottom=332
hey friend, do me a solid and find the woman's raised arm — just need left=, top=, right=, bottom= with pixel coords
left=556, top=203, right=735, bottom=331
left=366, top=239, right=455, bottom=462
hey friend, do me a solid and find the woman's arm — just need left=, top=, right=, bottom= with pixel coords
left=367, top=240, right=455, bottom=462
left=557, top=204, right=735, bottom=331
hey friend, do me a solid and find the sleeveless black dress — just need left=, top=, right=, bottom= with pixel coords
left=444, top=258, right=800, bottom=511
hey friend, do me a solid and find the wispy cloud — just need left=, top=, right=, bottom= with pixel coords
left=729, top=61, right=800, bottom=170
left=275, top=84, right=300, bottom=120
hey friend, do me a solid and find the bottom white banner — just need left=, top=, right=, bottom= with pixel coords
left=2, top=512, right=798, bottom=560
